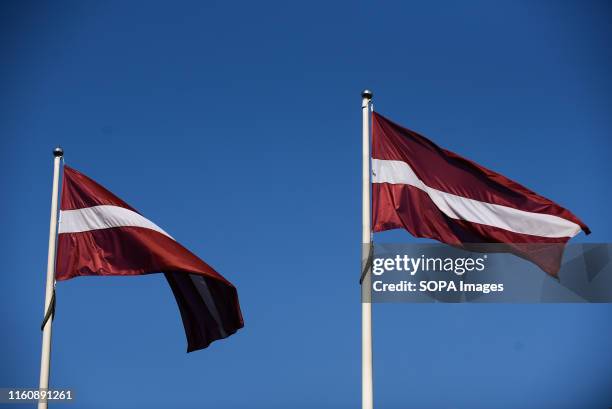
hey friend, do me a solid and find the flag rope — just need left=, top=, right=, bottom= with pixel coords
left=40, top=288, right=55, bottom=331
left=359, top=243, right=374, bottom=285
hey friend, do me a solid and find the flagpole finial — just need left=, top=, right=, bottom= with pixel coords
left=53, top=147, right=64, bottom=157
left=361, top=89, right=373, bottom=99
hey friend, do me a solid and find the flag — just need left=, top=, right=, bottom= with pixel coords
left=55, top=165, right=243, bottom=351
left=371, top=112, right=590, bottom=276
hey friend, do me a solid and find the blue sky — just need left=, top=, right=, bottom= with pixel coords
left=1, top=1, right=611, bottom=408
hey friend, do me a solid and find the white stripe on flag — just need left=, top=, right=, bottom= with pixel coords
left=59, top=205, right=172, bottom=238
left=372, top=158, right=581, bottom=238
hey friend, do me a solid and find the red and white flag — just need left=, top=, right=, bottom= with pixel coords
left=371, top=112, right=590, bottom=276
left=55, top=166, right=243, bottom=351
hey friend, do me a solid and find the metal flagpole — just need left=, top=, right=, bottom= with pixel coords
left=38, top=147, right=63, bottom=409
left=361, top=89, right=373, bottom=409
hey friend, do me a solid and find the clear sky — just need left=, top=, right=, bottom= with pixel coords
left=1, top=1, right=611, bottom=408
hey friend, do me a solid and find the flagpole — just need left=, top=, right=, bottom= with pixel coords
left=361, top=89, right=373, bottom=409
left=38, top=147, right=63, bottom=409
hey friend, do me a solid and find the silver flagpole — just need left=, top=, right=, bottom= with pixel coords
left=361, top=89, right=373, bottom=409
left=38, top=147, right=63, bottom=409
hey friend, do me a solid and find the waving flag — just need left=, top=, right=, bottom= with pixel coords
left=371, top=112, right=590, bottom=276
left=55, top=166, right=243, bottom=351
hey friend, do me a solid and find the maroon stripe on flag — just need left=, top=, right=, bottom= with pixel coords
left=373, top=182, right=568, bottom=276
left=61, top=166, right=137, bottom=211
left=56, top=226, right=243, bottom=351
left=372, top=112, right=590, bottom=234
left=56, top=226, right=232, bottom=284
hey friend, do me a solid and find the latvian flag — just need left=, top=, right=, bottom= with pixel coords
left=371, top=112, right=590, bottom=276
left=56, top=166, right=243, bottom=351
